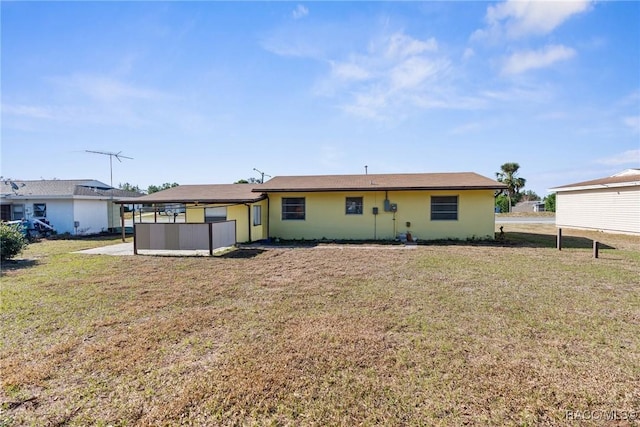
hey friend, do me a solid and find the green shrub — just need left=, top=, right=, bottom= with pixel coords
left=0, top=222, right=28, bottom=260
left=495, top=194, right=510, bottom=213
left=544, top=193, right=556, bottom=212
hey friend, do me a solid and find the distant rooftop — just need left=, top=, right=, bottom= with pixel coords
left=1, top=179, right=142, bottom=199
left=550, top=169, right=640, bottom=191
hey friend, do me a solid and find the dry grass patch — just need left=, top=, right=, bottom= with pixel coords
left=1, top=231, right=639, bottom=426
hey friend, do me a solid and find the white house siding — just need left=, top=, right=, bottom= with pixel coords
left=17, top=199, right=74, bottom=234
left=556, top=186, right=640, bottom=235
left=73, top=199, right=109, bottom=235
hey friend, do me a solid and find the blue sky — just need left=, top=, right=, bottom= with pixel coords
left=2, top=1, right=639, bottom=195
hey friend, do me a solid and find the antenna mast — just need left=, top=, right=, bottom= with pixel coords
left=86, top=150, right=133, bottom=188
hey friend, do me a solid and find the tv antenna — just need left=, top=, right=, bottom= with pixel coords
left=253, top=168, right=271, bottom=184
left=86, top=150, right=133, bottom=188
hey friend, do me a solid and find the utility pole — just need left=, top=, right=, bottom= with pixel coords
left=253, top=168, right=271, bottom=184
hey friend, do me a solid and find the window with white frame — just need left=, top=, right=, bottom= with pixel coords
left=282, top=198, right=305, bottom=220
left=253, top=205, right=262, bottom=226
left=205, top=207, right=227, bottom=223
left=431, top=196, right=458, bottom=221
left=11, top=204, right=25, bottom=220
left=33, top=203, right=47, bottom=218
left=345, top=197, right=363, bottom=215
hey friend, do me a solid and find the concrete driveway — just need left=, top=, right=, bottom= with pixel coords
left=495, top=215, right=555, bottom=224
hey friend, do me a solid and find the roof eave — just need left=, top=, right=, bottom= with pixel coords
left=114, top=195, right=267, bottom=204
left=550, top=181, right=640, bottom=192
left=259, top=185, right=506, bottom=193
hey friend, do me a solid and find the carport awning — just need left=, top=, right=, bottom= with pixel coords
left=114, top=184, right=266, bottom=204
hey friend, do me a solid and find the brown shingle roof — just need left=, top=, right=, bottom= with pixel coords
left=256, top=172, right=506, bottom=192
left=551, top=170, right=640, bottom=191
left=123, top=184, right=266, bottom=204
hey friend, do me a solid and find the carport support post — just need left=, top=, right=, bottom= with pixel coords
left=593, top=240, right=599, bottom=259
left=120, top=204, right=125, bottom=242
left=557, top=228, right=562, bottom=251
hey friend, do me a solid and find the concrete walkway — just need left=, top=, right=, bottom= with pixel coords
left=74, top=243, right=134, bottom=256
left=73, top=243, right=231, bottom=257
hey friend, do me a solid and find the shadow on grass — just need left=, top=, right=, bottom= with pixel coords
left=0, top=258, right=39, bottom=275
left=503, top=232, right=615, bottom=249
left=47, top=233, right=131, bottom=242
left=246, top=234, right=615, bottom=251
left=218, top=249, right=267, bottom=259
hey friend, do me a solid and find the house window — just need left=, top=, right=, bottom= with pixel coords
left=253, top=205, right=262, bottom=226
left=431, top=196, right=458, bottom=221
left=1, top=205, right=11, bottom=221
left=282, top=197, right=305, bottom=220
left=346, top=197, right=363, bottom=215
left=11, top=204, right=24, bottom=220
left=205, top=207, right=227, bottom=223
left=33, top=203, right=46, bottom=218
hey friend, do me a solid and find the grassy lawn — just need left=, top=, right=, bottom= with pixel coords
left=1, top=227, right=639, bottom=426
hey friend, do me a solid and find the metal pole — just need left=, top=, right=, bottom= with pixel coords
left=120, top=204, right=125, bottom=242
left=557, top=228, right=562, bottom=251
left=593, top=241, right=599, bottom=258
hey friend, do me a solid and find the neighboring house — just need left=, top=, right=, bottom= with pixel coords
left=125, top=172, right=506, bottom=242
left=1, top=179, right=142, bottom=235
left=512, top=200, right=545, bottom=213
left=550, top=169, right=640, bottom=235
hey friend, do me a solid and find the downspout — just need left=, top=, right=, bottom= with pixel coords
left=246, top=203, right=252, bottom=243
left=266, top=195, right=270, bottom=240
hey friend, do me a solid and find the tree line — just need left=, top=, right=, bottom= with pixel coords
left=118, top=182, right=179, bottom=195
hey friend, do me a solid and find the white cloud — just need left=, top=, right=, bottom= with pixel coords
left=330, top=61, right=371, bottom=82
left=477, top=0, right=592, bottom=40
left=502, top=44, right=575, bottom=75
left=341, top=91, right=388, bottom=120
left=623, top=116, right=640, bottom=133
left=389, top=56, right=446, bottom=90
left=2, top=104, right=57, bottom=120
left=462, top=48, right=475, bottom=60
left=384, top=33, right=437, bottom=59
left=292, top=5, right=309, bottom=20
left=449, top=121, right=487, bottom=135
left=331, top=32, right=457, bottom=119
left=54, top=74, right=166, bottom=102
left=597, top=149, right=640, bottom=166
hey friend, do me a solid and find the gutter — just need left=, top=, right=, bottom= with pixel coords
left=257, top=186, right=507, bottom=193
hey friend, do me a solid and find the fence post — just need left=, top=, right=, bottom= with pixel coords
left=133, top=224, right=138, bottom=255
left=557, top=228, right=562, bottom=251
left=593, top=240, right=599, bottom=259
left=209, top=223, right=213, bottom=256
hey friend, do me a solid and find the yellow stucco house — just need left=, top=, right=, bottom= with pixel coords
left=258, top=172, right=505, bottom=241
left=125, top=172, right=506, bottom=243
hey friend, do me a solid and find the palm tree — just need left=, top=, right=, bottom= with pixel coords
left=496, top=162, right=526, bottom=212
